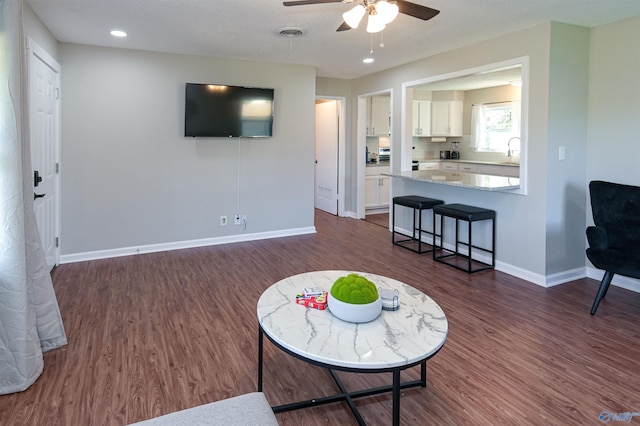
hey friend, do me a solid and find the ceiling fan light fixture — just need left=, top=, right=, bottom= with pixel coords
left=343, top=4, right=366, bottom=29
left=375, top=1, right=399, bottom=24
left=366, top=13, right=386, bottom=33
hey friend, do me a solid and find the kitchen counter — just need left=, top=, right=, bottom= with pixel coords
left=383, top=170, right=520, bottom=191
left=366, top=161, right=390, bottom=168
left=415, top=159, right=520, bottom=167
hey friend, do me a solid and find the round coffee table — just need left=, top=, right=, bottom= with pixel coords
left=257, top=270, right=448, bottom=426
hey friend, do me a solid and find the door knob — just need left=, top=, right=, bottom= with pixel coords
left=34, top=193, right=46, bottom=200
left=34, top=170, right=43, bottom=187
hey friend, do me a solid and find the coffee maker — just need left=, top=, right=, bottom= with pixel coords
left=450, top=141, right=460, bottom=159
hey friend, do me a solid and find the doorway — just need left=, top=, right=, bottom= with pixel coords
left=27, top=38, right=61, bottom=269
left=358, top=91, right=392, bottom=223
left=315, top=97, right=346, bottom=216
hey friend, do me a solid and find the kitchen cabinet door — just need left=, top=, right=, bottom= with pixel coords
left=458, top=163, right=478, bottom=173
left=419, top=162, right=439, bottom=170
left=379, top=176, right=390, bottom=206
left=440, top=162, right=458, bottom=171
left=431, top=101, right=463, bottom=136
left=367, top=96, right=390, bottom=136
left=412, top=100, right=431, bottom=136
left=365, top=175, right=390, bottom=208
left=477, top=164, right=520, bottom=177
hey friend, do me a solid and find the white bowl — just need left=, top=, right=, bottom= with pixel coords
left=327, top=291, right=382, bottom=323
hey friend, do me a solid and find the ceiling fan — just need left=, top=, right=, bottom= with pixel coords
left=282, top=0, right=440, bottom=33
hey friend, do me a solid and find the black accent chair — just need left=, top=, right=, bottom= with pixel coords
left=586, top=180, right=640, bottom=315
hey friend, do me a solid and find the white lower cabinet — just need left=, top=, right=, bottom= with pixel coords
left=458, top=163, right=478, bottom=173
left=419, top=162, right=439, bottom=170
left=440, top=162, right=458, bottom=171
left=366, top=175, right=390, bottom=208
left=366, top=166, right=390, bottom=209
left=476, top=164, right=519, bottom=177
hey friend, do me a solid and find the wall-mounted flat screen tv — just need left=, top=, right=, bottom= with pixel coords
left=185, top=83, right=274, bottom=138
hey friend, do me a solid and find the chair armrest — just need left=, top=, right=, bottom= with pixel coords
left=586, top=226, right=608, bottom=249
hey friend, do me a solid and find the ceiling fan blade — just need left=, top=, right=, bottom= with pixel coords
left=336, top=21, right=352, bottom=32
left=283, top=0, right=344, bottom=6
left=395, top=0, right=440, bottom=21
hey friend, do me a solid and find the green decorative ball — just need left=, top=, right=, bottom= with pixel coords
left=330, top=274, right=379, bottom=304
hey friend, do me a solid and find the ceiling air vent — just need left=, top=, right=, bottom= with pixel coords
left=278, top=27, right=306, bottom=38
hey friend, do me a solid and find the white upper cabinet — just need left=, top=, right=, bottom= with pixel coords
left=430, top=100, right=463, bottom=137
left=412, top=100, right=431, bottom=136
left=367, top=96, right=391, bottom=136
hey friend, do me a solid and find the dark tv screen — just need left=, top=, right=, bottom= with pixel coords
left=185, top=83, right=274, bottom=138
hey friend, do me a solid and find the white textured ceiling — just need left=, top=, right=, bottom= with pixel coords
left=26, top=0, right=640, bottom=79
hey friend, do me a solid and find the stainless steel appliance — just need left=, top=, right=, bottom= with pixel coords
left=451, top=142, right=460, bottom=159
left=379, top=147, right=390, bottom=161
left=439, top=150, right=451, bottom=159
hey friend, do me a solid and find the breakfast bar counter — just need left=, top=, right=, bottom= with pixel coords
left=383, top=170, right=520, bottom=191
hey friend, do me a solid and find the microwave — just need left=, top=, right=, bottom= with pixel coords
left=379, top=148, right=390, bottom=161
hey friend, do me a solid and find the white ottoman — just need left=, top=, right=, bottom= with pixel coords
left=128, top=392, right=278, bottom=426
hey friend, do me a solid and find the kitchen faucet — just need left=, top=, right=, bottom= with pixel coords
left=507, top=137, right=521, bottom=157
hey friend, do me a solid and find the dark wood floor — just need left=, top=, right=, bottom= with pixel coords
left=364, top=212, right=389, bottom=229
left=2, top=210, right=639, bottom=425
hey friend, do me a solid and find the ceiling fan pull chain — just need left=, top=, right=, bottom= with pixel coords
left=370, top=33, right=374, bottom=55
left=380, top=30, right=385, bottom=48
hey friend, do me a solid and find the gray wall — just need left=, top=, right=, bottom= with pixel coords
left=59, top=44, right=316, bottom=255
left=586, top=16, right=640, bottom=290
left=23, top=2, right=58, bottom=60
left=321, top=19, right=638, bottom=289
left=346, top=23, right=557, bottom=283
left=25, top=1, right=640, bottom=290
left=545, top=23, right=590, bottom=275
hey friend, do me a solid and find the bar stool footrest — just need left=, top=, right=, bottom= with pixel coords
left=392, top=196, right=444, bottom=254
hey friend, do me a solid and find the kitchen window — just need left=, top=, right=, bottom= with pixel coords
left=471, top=101, right=520, bottom=153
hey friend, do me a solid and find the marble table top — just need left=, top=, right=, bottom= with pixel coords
left=257, top=270, right=448, bottom=370
left=383, top=170, right=520, bottom=191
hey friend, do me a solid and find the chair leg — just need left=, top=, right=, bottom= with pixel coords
left=590, top=270, right=614, bottom=315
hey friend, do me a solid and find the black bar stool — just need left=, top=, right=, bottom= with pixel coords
left=432, top=204, right=495, bottom=273
left=392, top=196, right=444, bottom=253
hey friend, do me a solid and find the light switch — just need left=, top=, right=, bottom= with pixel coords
left=559, top=146, right=566, bottom=161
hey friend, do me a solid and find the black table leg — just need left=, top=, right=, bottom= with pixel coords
left=421, top=361, right=427, bottom=387
left=392, top=369, right=401, bottom=426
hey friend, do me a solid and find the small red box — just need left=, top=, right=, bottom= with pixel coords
left=296, top=292, right=327, bottom=310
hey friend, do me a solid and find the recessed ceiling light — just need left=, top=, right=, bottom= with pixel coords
left=110, top=30, right=127, bottom=37
left=363, top=57, right=374, bottom=64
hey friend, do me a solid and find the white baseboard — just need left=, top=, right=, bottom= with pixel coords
left=344, top=210, right=358, bottom=219
left=586, top=266, right=640, bottom=294
left=60, top=226, right=317, bottom=264
left=393, top=226, right=640, bottom=294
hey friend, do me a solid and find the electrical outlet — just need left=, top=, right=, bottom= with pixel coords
left=220, top=216, right=227, bottom=226
left=234, top=214, right=241, bottom=225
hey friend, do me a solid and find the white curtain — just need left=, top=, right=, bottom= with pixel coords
left=0, top=0, right=67, bottom=395
left=470, top=104, right=485, bottom=149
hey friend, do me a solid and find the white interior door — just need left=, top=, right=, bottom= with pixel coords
left=315, top=100, right=339, bottom=215
left=28, top=39, right=61, bottom=269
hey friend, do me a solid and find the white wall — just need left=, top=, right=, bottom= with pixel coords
left=586, top=16, right=640, bottom=292
left=587, top=16, right=640, bottom=185
left=23, top=2, right=58, bottom=60
left=545, top=23, right=590, bottom=275
left=59, top=44, right=316, bottom=256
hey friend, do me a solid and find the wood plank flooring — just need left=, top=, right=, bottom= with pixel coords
left=1, top=210, right=639, bottom=425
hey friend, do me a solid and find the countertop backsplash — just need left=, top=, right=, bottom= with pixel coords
left=412, top=135, right=518, bottom=164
